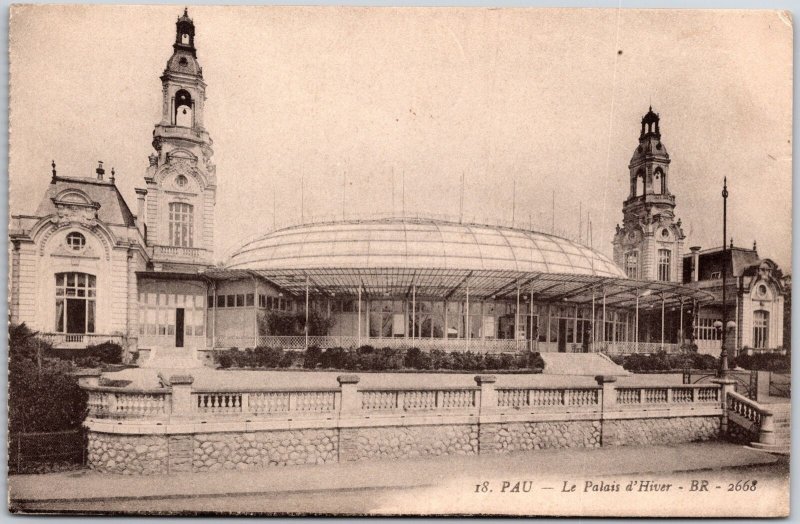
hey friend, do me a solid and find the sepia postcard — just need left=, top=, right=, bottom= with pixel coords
left=6, top=4, right=792, bottom=517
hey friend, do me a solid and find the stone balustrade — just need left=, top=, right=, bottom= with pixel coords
left=79, top=373, right=777, bottom=475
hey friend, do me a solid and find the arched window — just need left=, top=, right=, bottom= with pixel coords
left=625, top=251, right=638, bottom=279
left=169, top=202, right=194, bottom=247
left=753, top=310, right=769, bottom=349
left=653, top=172, right=662, bottom=195
left=635, top=170, right=644, bottom=197
left=55, top=272, right=96, bottom=334
left=658, top=249, right=671, bottom=281
left=181, top=33, right=190, bottom=45
left=174, top=89, right=193, bottom=127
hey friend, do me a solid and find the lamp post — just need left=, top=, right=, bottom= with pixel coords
left=718, top=177, right=730, bottom=378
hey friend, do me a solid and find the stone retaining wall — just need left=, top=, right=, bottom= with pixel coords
left=86, top=415, right=722, bottom=474
left=193, top=429, right=339, bottom=472
left=341, top=424, right=478, bottom=462
left=88, top=433, right=169, bottom=475
left=604, top=416, right=720, bottom=446
left=486, top=421, right=601, bottom=453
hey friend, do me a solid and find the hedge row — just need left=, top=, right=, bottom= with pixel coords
left=214, top=345, right=545, bottom=372
left=733, top=352, right=790, bottom=372
left=608, top=351, right=719, bottom=372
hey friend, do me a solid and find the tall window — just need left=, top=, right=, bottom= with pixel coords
left=658, top=249, right=671, bottom=281
left=55, top=272, right=96, bottom=334
left=625, top=251, right=638, bottom=279
left=169, top=202, right=194, bottom=247
left=753, top=311, right=769, bottom=349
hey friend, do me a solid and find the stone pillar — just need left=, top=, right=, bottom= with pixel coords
left=475, top=375, right=498, bottom=454
left=75, top=369, right=103, bottom=388
left=169, top=374, right=195, bottom=418
left=712, top=378, right=736, bottom=437
left=337, top=374, right=361, bottom=463
left=757, top=409, right=776, bottom=446
left=337, top=374, right=361, bottom=414
left=690, top=246, right=701, bottom=282
left=135, top=188, right=147, bottom=238
left=595, top=375, right=618, bottom=446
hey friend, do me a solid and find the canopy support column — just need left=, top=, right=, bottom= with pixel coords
left=591, top=290, right=596, bottom=351
left=253, top=275, right=259, bottom=347
left=412, top=285, right=416, bottom=342
left=357, top=286, right=362, bottom=348
left=305, top=276, right=310, bottom=352
left=635, top=292, right=640, bottom=353
left=515, top=283, right=521, bottom=352
left=602, top=291, right=607, bottom=351
left=661, top=294, right=666, bottom=351
left=529, top=283, right=534, bottom=352
left=211, top=282, right=217, bottom=350
left=679, top=298, right=684, bottom=349
left=465, top=284, right=470, bottom=352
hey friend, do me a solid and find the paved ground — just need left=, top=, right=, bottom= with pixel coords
left=9, top=442, right=787, bottom=516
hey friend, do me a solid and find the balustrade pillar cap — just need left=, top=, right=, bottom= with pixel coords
left=337, top=374, right=360, bottom=385
left=474, top=375, right=497, bottom=384
left=595, top=375, right=618, bottom=384
left=169, top=374, right=195, bottom=385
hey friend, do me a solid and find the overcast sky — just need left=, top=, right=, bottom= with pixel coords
left=9, top=6, right=793, bottom=270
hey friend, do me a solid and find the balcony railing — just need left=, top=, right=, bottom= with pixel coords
left=151, top=245, right=206, bottom=260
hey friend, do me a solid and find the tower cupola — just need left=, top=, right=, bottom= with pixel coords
left=174, top=8, right=196, bottom=57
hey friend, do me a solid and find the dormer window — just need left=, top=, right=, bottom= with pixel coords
left=66, top=232, right=86, bottom=251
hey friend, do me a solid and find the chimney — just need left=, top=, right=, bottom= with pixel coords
left=689, top=246, right=701, bottom=282
left=135, top=188, right=147, bottom=236
left=96, top=161, right=105, bottom=181
left=110, top=167, right=116, bottom=184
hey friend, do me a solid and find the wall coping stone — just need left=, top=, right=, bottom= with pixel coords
left=474, top=375, right=497, bottom=384
left=595, top=375, right=618, bottom=384
left=337, top=374, right=360, bottom=385
left=169, top=374, right=195, bottom=385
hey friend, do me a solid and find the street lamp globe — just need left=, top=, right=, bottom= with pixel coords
left=713, top=320, right=723, bottom=331
left=726, top=320, right=737, bottom=331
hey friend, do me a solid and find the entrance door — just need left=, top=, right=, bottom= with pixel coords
left=557, top=319, right=568, bottom=353
left=66, top=299, right=86, bottom=334
left=175, top=308, right=185, bottom=348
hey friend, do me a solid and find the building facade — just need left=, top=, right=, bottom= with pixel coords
left=8, top=11, right=783, bottom=360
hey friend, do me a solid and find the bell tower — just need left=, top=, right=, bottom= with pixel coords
left=613, top=107, right=684, bottom=282
left=140, top=9, right=216, bottom=271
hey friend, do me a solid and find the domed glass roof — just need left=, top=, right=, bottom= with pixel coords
left=226, top=218, right=626, bottom=278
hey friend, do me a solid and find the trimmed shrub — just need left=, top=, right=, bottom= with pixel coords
left=303, top=346, right=323, bottom=369
left=403, top=347, right=431, bottom=370
left=734, top=351, right=790, bottom=372
left=43, top=341, right=124, bottom=368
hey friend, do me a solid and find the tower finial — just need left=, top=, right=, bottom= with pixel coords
left=51, top=160, right=57, bottom=183
left=184, top=6, right=188, bottom=17
left=110, top=167, right=116, bottom=184
left=730, top=237, right=734, bottom=249
left=753, top=239, right=757, bottom=252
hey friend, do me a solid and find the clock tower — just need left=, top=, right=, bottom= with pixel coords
left=140, top=8, right=216, bottom=271
left=613, top=108, right=685, bottom=282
